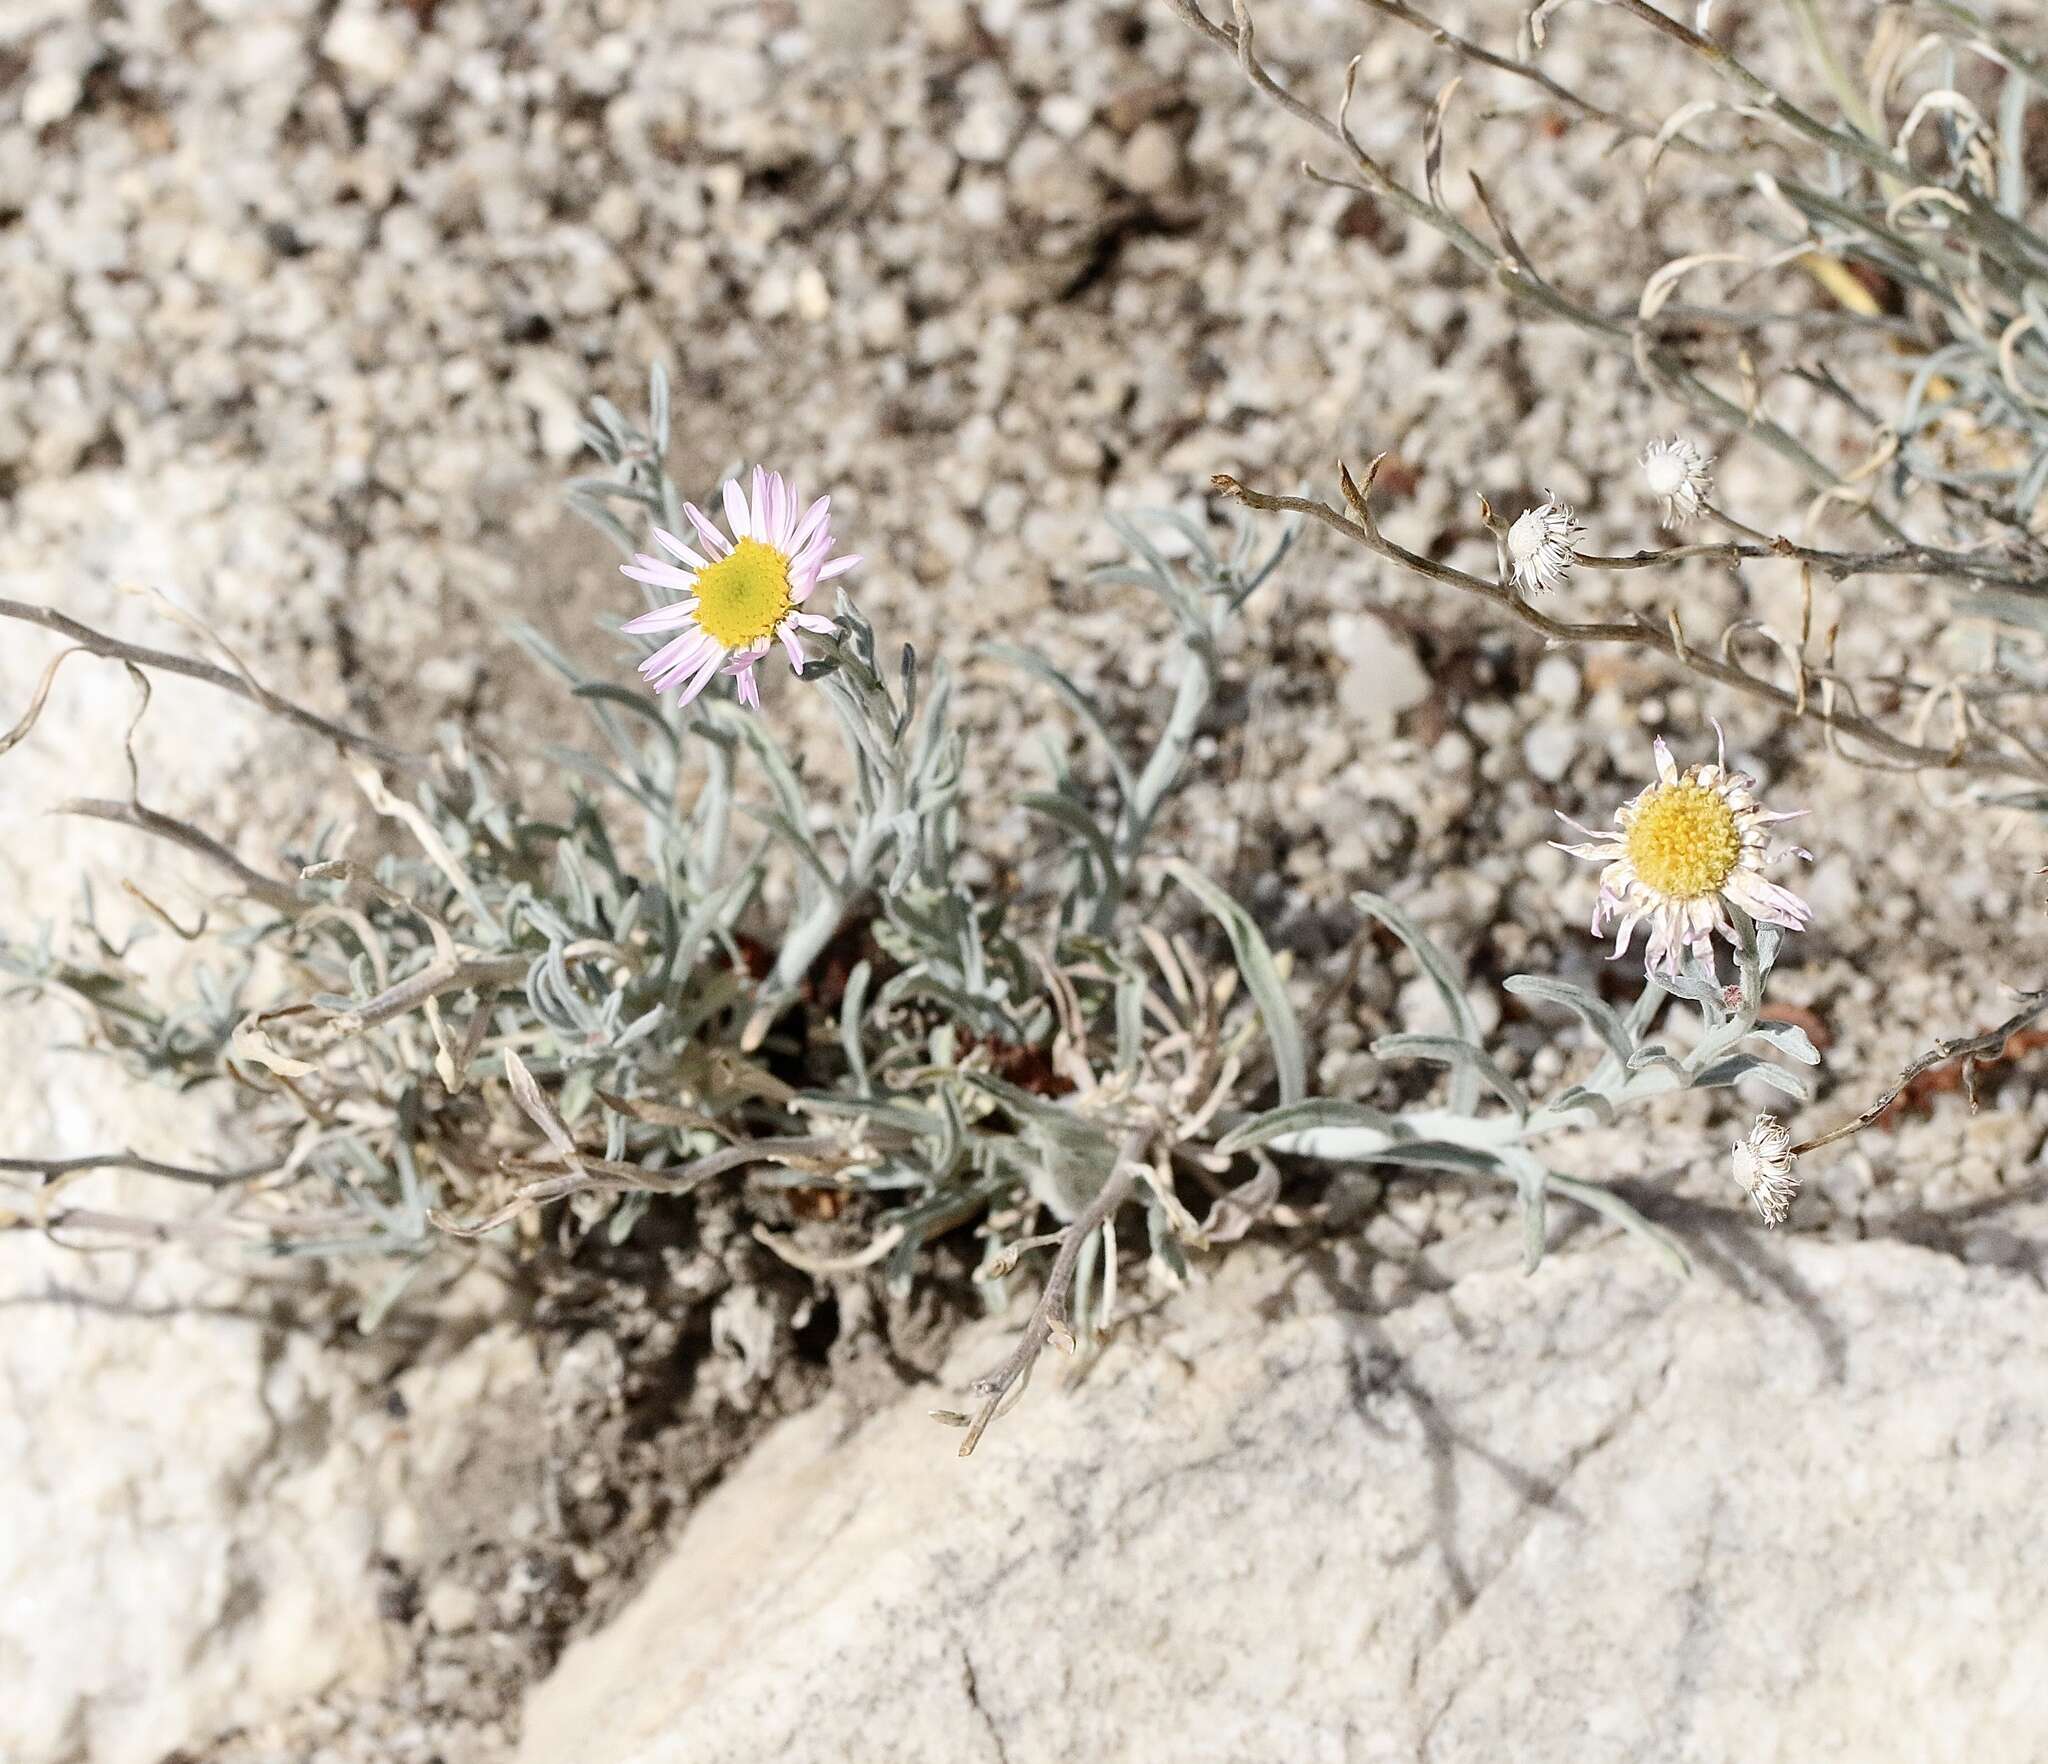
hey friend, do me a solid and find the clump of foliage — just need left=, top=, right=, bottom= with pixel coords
left=1, top=365, right=1828, bottom=1450
left=18, top=0, right=2043, bottom=1448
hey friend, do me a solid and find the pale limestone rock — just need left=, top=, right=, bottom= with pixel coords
left=523, top=1237, right=2048, bottom=1764
left=0, top=1242, right=390, bottom=1764
left=1332, top=610, right=1431, bottom=732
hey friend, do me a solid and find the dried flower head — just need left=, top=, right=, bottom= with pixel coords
left=1731, top=1112, right=1798, bottom=1226
left=1553, top=729, right=1812, bottom=982
left=1506, top=497, right=1584, bottom=595
left=1641, top=435, right=1715, bottom=529
left=620, top=467, right=859, bottom=708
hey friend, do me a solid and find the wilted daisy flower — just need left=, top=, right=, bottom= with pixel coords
left=1553, top=730, right=1811, bottom=982
left=620, top=467, right=858, bottom=709
left=1641, top=435, right=1714, bottom=529
left=1506, top=497, right=1585, bottom=595
left=1731, top=1112, right=1798, bottom=1226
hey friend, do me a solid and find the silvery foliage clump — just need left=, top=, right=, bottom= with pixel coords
left=1, top=367, right=1817, bottom=1443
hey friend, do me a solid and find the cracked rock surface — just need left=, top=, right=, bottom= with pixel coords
left=520, top=1227, right=2048, bottom=1764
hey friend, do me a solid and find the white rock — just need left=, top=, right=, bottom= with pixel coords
left=424, top=1580, right=485, bottom=1635
left=21, top=70, right=85, bottom=128
left=321, top=5, right=414, bottom=88
left=952, top=98, right=1017, bottom=165
left=0, top=1241, right=390, bottom=1764
left=1531, top=652, right=1580, bottom=708
left=1522, top=716, right=1578, bottom=782
left=523, top=1237, right=2048, bottom=1763
left=1332, top=610, right=1431, bottom=731
left=1119, top=120, right=1182, bottom=195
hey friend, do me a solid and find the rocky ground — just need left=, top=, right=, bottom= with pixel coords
left=5, top=0, right=2047, bottom=1758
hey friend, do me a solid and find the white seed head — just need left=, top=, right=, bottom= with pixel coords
left=1640, top=435, right=1714, bottom=529
left=1731, top=1112, right=1798, bottom=1227
left=1506, top=498, right=1584, bottom=595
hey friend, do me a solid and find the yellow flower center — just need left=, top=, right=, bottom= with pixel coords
left=1624, top=781, right=1741, bottom=899
left=693, top=538, right=793, bottom=648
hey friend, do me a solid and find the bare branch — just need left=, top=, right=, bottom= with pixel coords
left=944, top=1125, right=1150, bottom=1458
left=0, top=597, right=421, bottom=772
left=55, top=797, right=303, bottom=914
left=0, top=1150, right=286, bottom=1190
left=1215, top=467, right=2048, bottom=784
left=1791, top=989, right=2048, bottom=1156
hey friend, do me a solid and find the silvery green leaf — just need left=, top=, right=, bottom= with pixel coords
left=1114, top=969, right=1145, bottom=1073
left=982, top=642, right=1138, bottom=804
left=573, top=682, right=683, bottom=762
left=1625, top=977, right=1667, bottom=1038
left=1372, top=1032, right=1530, bottom=1120
left=1691, top=1053, right=1812, bottom=1102
left=607, top=1191, right=652, bottom=1245
left=1494, top=1146, right=1549, bottom=1274
left=1165, top=860, right=1306, bottom=1104
left=1746, top=1019, right=1822, bottom=1064
left=1217, top=1098, right=1401, bottom=1156
left=1147, top=1199, right=1192, bottom=1286
left=1144, top=509, right=1221, bottom=572
left=358, top=1258, right=429, bottom=1333
left=1340, top=1140, right=1506, bottom=1177
left=1022, top=792, right=1118, bottom=888
left=1223, top=514, right=1296, bottom=614
left=1549, top=1173, right=1691, bottom=1278
left=743, top=808, right=837, bottom=903
left=1544, top=1084, right=1615, bottom=1126
left=1626, top=1043, right=1689, bottom=1083
left=1659, top=967, right=1726, bottom=1011
left=1968, top=588, right=2048, bottom=636
left=648, top=362, right=671, bottom=453
left=1352, top=890, right=1483, bottom=1112
left=1504, top=973, right=1634, bottom=1066
left=798, top=1093, right=942, bottom=1143
left=956, top=1074, right=1116, bottom=1213
left=840, top=958, right=873, bottom=1094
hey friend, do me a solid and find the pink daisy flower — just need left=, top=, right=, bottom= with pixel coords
left=620, top=467, right=858, bottom=709
left=1552, top=729, right=1812, bottom=983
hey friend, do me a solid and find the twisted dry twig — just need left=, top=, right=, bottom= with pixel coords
left=1790, top=987, right=2048, bottom=1155
left=939, top=1124, right=1150, bottom=1457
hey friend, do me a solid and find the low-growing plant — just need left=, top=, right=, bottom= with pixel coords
left=9, top=0, right=2045, bottom=1451
left=0, top=366, right=1834, bottom=1450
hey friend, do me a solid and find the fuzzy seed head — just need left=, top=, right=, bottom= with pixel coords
left=1731, top=1112, right=1798, bottom=1227
left=1641, top=435, right=1714, bottom=529
left=1507, top=498, right=1584, bottom=595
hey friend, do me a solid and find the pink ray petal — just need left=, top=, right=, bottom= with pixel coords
left=652, top=528, right=710, bottom=570
left=641, top=631, right=711, bottom=683
left=768, top=472, right=793, bottom=547
left=789, top=496, right=830, bottom=555
left=683, top=502, right=733, bottom=556
left=671, top=645, right=727, bottom=705
left=723, top=478, right=752, bottom=539
left=622, top=557, right=696, bottom=591
left=622, top=602, right=700, bottom=634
